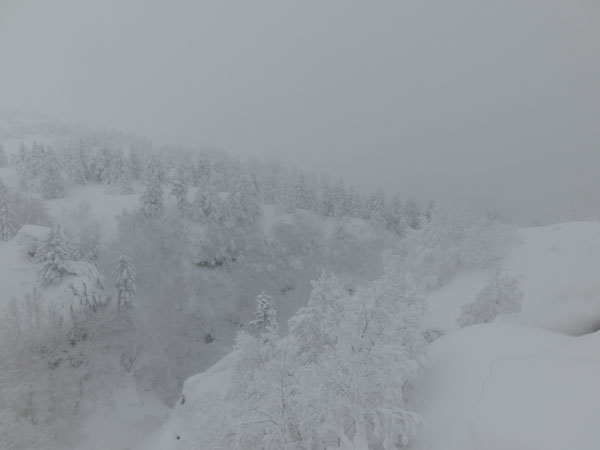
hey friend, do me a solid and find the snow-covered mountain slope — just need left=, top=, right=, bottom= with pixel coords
left=426, top=221, right=600, bottom=336
left=141, top=221, right=600, bottom=450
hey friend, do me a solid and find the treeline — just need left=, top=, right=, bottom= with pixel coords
left=3, top=133, right=426, bottom=237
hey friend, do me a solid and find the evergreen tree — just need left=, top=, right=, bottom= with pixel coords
left=108, top=148, right=130, bottom=189
left=190, top=183, right=222, bottom=224
left=16, top=142, right=44, bottom=191
left=317, top=179, right=335, bottom=217
left=95, top=144, right=114, bottom=184
left=0, top=179, right=18, bottom=241
left=126, top=145, right=143, bottom=180
left=140, top=170, right=164, bottom=219
left=170, top=168, right=189, bottom=215
left=114, top=255, right=136, bottom=311
left=229, top=174, right=261, bottom=227
left=292, top=174, right=315, bottom=211
left=249, top=292, right=278, bottom=336
left=0, top=142, right=8, bottom=167
left=405, top=199, right=421, bottom=230
left=39, top=149, right=66, bottom=200
left=194, top=156, right=211, bottom=186
left=346, top=185, right=363, bottom=218
left=64, top=142, right=87, bottom=186
left=368, top=189, right=388, bottom=228
left=332, top=179, right=348, bottom=218
left=260, top=164, right=280, bottom=205
left=388, top=194, right=407, bottom=236
left=37, top=225, right=70, bottom=285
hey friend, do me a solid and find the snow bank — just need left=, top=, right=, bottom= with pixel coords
left=415, top=324, right=600, bottom=450
left=133, top=351, right=239, bottom=450
left=508, top=222, right=600, bottom=335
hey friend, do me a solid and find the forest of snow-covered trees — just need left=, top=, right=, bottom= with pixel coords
left=0, top=117, right=517, bottom=450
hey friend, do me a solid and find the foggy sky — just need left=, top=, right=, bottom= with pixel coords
left=1, top=0, right=599, bottom=223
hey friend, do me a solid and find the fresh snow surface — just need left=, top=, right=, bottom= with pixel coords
left=0, top=232, right=40, bottom=310
left=507, top=222, right=600, bottom=335
left=77, top=386, right=169, bottom=450
left=133, top=351, right=239, bottom=450
left=413, top=324, right=600, bottom=450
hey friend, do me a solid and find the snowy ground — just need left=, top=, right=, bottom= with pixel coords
left=140, top=221, right=600, bottom=449
left=77, top=386, right=169, bottom=450
left=0, top=230, right=40, bottom=310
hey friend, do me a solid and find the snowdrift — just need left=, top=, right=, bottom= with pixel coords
left=416, top=324, right=600, bottom=450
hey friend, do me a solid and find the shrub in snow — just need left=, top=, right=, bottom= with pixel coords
left=457, top=270, right=523, bottom=327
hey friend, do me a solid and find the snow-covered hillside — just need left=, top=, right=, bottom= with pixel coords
left=2, top=113, right=597, bottom=450
left=0, top=117, right=414, bottom=449
left=426, top=221, right=600, bottom=336
left=142, top=221, right=600, bottom=450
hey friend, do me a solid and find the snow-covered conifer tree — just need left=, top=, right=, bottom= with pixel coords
left=63, top=142, right=87, bottom=186
left=39, top=149, right=66, bottom=199
left=0, top=142, right=8, bottom=167
left=140, top=170, right=164, bottom=219
left=292, top=174, right=315, bottom=211
left=368, top=189, right=388, bottom=228
left=190, top=183, right=220, bottom=223
left=332, top=179, right=348, bottom=218
left=249, top=292, right=278, bottom=337
left=346, top=185, right=363, bottom=218
left=170, top=168, right=189, bottom=215
left=388, top=194, right=407, bottom=236
left=37, top=225, right=70, bottom=285
left=126, top=145, right=143, bottom=180
left=229, top=174, right=261, bottom=227
left=0, top=179, right=18, bottom=241
left=114, top=255, right=136, bottom=311
left=405, top=199, right=421, bottom=230
left=317, top=179, right=335, bottom=217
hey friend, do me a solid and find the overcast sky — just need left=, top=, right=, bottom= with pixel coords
left=1, top=0, right=599, bottom=223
